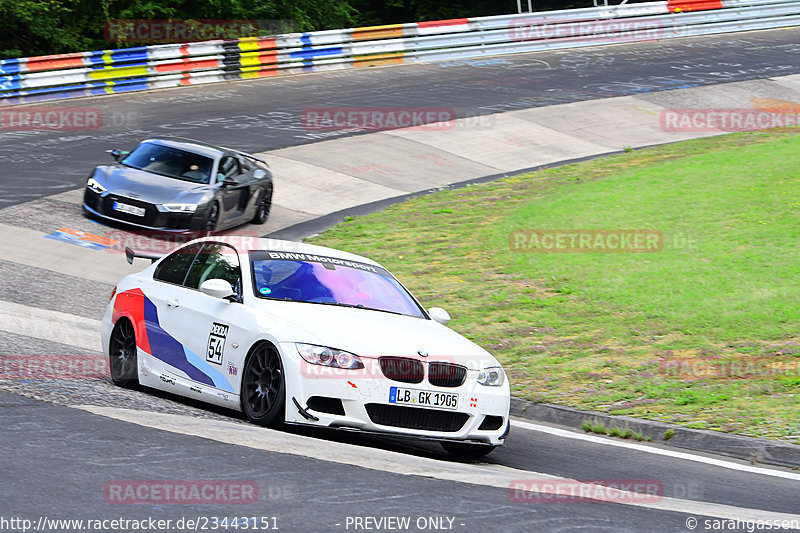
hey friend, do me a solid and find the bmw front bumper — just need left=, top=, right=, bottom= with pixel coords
left=280, top=346, right=511, bottom=446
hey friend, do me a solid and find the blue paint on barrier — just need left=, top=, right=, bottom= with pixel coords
left=111, top=47, right=150, bottom=62
left=86, top=48, right=151, bottom=66
left=86, top=52, right=108, bottom=66
left=88, top=60, right=149, bottom=71
left=0, top=62, right=23, bottom=75
left=12, top=82, right=93, bottom=96
left=1, top=75, right=154, bottom=102
left=289, top=47, right=343, bottom=60
left=0, top=76, right=23, bottom=91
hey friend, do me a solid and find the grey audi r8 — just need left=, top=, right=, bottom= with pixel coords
left=82, top=137, right=273, bottom=232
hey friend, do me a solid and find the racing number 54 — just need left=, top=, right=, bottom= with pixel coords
left=207, top=323, right=229, bottom=365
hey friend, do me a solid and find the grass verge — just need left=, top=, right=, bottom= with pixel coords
left=309, top=128, right=800, bottom=444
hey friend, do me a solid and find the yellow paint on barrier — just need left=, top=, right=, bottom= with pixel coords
left=238, top=39, right=261, bottom=53
left=239, top=51, right=278, bottom=68
left=240, top=65, right=279, bottom=78
left=239, top=54, right=260, bottom=68
left=353, top=52, right=405, bottom=67
left=238, top=37, right=277, bottom=53
left=89, top=66, right=148, bottom=80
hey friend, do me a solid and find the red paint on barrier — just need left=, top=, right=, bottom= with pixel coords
left=24, top=53, right=86, bottom=72
left=668, top=0, right=723, bottom=12
left=418, top=18, right=470, bottom=29
left=155, top=58, right=220, bottom=73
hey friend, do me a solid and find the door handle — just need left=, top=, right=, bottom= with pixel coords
left=166, top=298, right=180, bottom=308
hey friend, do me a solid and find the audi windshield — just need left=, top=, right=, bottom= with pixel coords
left=121, top=142, right=215, bottom=184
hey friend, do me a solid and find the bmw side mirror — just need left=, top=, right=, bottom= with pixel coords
left=200, top=279, right=237, bottom=301
left=429, top=307, right=451, bottom=324
left=253, top=169, right=267, bottom=179
left=222, top=176, right=239, bottom=187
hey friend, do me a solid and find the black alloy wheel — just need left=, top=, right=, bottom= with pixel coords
left=241, top=344, right=285, bottom=427
left=109, top=319, right=138, bottom=387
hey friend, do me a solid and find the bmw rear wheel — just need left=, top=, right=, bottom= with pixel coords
left=251, top=185, right=273, bottom=224
left=109, top=319, right=138, bottom=387
left=242, top=343, right=285, bottom=427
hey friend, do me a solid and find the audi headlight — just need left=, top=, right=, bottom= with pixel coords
left=87, top=177, right=106, bottom=193
left=477, top=366, right=505, bottom=387
left=296, top=343, right=364, bottom=370
left=162, top=203, right=198, bottom=213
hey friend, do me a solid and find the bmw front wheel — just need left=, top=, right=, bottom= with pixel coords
left=241, top=343, right=285, bottom=427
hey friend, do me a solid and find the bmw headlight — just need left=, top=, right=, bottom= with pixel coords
left=296, top=343, right=364, bottom=370
left=477, top=366, right=505, bottom=387
left=87, top=177, right=106, bottom=193
left=162, top=203, right=198, bottom=213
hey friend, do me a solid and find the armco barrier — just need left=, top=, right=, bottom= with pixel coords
left=1, top=0, right=799, bottom=105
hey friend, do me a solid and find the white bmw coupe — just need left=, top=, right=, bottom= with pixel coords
left=103, top=237, right=510, bottom=457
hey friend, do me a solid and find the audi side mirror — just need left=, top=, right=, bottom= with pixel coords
left=106, top=149, right=128, bottom=161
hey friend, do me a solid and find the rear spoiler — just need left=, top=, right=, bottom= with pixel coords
left=125, top=247, right=163, bottom=265
left=223, top=147, right=268, bottom=167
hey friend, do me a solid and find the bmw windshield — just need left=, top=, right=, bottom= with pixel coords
left=121, top=142, right=215, bottom=184
left=250, top=250, right=426, bottom=318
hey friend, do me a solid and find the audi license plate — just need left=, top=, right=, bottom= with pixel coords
left=389, top=386, right=458, bottom=410
left=113, top=201, right=145, bottom=217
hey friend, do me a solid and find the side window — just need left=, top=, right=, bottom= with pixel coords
left=218, top=156, right=241, bottom=180
left=184, top=242, right=242, bottom=295
left=153, top=243, right=205, bottom=286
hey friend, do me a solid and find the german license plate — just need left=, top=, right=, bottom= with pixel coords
left=389, top=386, right=458, bottom=410
left=113, top=201, right=145, bottom=217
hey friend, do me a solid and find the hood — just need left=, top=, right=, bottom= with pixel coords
left=253, top=299, right=497, bottom=366
left=97, top=165, right=213, bottom=205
